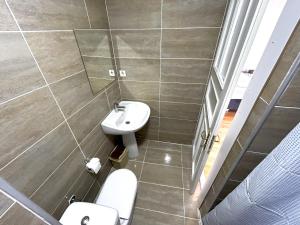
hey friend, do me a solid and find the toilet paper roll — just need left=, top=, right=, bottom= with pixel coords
left=86, top=157, right=101, bottom=174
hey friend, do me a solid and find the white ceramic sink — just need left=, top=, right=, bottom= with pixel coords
left=101, top=101, right=150, bottom=158
left=101, top=101, right=150, bottom=135
left=59, top=202, right=119, bottom=225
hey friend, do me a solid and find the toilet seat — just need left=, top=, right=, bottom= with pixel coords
left=96, top=169, right=137, bottom=221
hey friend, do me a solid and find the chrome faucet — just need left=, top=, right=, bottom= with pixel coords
left=113, top=102, right=125, bottom=112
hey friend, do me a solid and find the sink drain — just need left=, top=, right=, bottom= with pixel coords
left=125, top=121, right=130, bottom=124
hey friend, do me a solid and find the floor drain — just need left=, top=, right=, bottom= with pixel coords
left=125, top=121, right=130, bottom=124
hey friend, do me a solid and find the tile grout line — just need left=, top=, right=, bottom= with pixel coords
left=119, top=80, right=208, bottom=85
left=0, top=27, right=221, bottom=33
left=130, top=159, right=192, bottom=170
left=139, top=141, right=149, bottom=181
left=181, top=144, right=186, bottom=223
left=109, top=27, right=221, bottom=30
left=104, top=0, right=122, bottom=99
left=4, top=0, right=87, bottom=159
left=0, top=202, right=16, bottom=220
left=259, top=96, right=269, bottom=105
left=135, top=206, right=200, bottom=221
left=47, top=69, right=85, bottom=86
left=82, top=0, right=91, bottom=29
left=138, top=180, right=184, bottom=190
left=158, top=0, right=163, bottom=141
left=0, top=84, right=47, bottom=107
left=275, top=105, right=300, bottom=110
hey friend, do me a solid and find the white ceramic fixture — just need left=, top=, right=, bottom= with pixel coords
left=59, top=202, right=119, bottom=225
left=59, top=169, right=137, bottom=225
left=101, top=101, right=150, bottom=158
left=96, top=169, right=137, bottom=225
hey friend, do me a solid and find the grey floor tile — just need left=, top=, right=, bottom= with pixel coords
left=125, top=161, right=143, bottom=179
left=184, top=190, right=201, bottom=219
left=182, top=145, right=192, bottom=169
left=136, top=182, right=184, bottom=216
left=183, top=168, right=192, bottom=190
left=185, top=218, right=202, bottom=225
left=144, top=148, right=182, bottom=167
left=148, top=140, right=182, bottom=151
left=132, top=208, right=184, bottom=225
left=140, top=163, right=182, bottom=188
left=130, top=146, right=147, bottom=162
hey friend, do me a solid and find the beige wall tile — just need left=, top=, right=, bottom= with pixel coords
left=161, top=59, right=211, bottom=83
left=106, top=81, right=121, bottom=109
left=230, top=151, right=266, bottom=181
left=160, top=101, right=200, bottom=120
left=80, top=126, right=107, bottom=158
left=0, top=88, right=63, bottom=168
left=160, top=82, right=205, bottom=104
left=238, top=98, right=267, bottom=147
left=119, top=81, right=159, bottom=101
left=31, top=148, right=84, bottom=213
left=85, top=0, right=109, bottom=29
left=278, top=72, right=300, bottom=108
left=136, top=117, right=159, bottom=140
left=0, top=33, right=45, bottom=104
left=50, top=71, right=94, bottom=117
left=0, top=1, right=18, bottom=31
left=160, top=118, right=196, bottom=134
left=25, top=31, right=84, bottom=83
left=0, top=192, right=14, bottom=217
left=0, top=123, right=77, bottom=197
left=163, top=0, right=227, bottom=28
left=7, top=0, right=89, bottom=30
left=107, top=0, right=161, bottom=29
left=162, top=28, right=219, bottom=58
left=75, top=29, right=112, bottom=57
left=159, top=131, right=194, bottom=145
left=248, top=107, right=300, bottom=154
left=112, top=30, right=160, bottom=58
left=217, top=179, right=240, bottom=199
left=118, top=58, right=160, bottom=81
left=68, top=91, right=110, bottom=142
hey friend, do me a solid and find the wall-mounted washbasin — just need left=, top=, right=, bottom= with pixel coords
left=101, top=101, right=150, bottom=158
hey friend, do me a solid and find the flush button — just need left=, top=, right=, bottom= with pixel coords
left=81, top=216, right=90, bottom=225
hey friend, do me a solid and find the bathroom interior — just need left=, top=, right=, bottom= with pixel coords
left=1, top=0, right=300, bottom=225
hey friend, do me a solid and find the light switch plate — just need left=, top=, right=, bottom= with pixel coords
left=109, top=69, right=115, bottom=77
left=119, top=70, right=126, bottom=77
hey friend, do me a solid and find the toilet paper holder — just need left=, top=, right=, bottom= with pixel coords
left=85, top=157, right=101, bottom=174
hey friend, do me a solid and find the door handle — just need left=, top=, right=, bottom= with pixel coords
left=200, top=131, right=210, bottom=148
left=207, top=135, right=216, bottom=154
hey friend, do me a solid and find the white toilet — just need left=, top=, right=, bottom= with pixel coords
left=60, top=169, right=137, bottom=225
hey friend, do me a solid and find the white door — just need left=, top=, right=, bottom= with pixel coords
left=190, top=0, right=263, bottom=193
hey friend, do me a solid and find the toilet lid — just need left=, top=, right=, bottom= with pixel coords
left=96, top=169, right=137, bottom=220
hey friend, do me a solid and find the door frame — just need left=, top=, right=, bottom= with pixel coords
left=190, top=0, right=269, bottom=194
left=198, top=0, right=300, bottom=205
